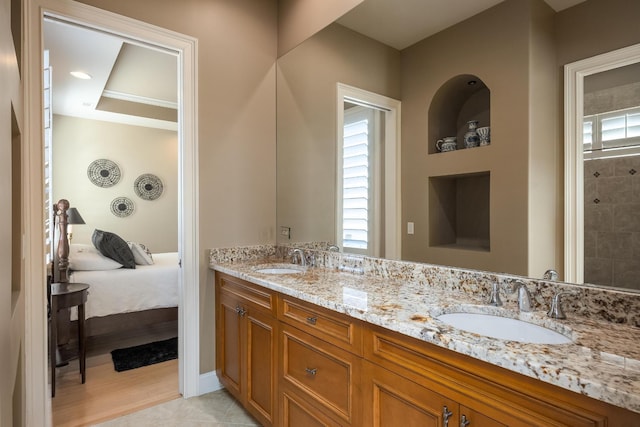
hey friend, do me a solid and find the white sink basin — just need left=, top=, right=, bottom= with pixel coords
left=436, top=312, right=571, bottom=344
left=255, top=267, right=304, bottom=274
left=253, top=264, right=306, bottom=275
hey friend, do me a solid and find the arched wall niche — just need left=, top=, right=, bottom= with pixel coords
left=428, top=74, right=491, bottom=154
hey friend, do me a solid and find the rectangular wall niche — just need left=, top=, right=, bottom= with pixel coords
left=429, top=172, right=490, bottom=251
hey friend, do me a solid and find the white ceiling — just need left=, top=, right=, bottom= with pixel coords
left=44, top=18, right=178, bottom=131
left=43, top=0, right=586, bottom=130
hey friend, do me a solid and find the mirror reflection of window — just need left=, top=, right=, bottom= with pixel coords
left=583, top=63, right=640, bottom=159
left=341, top=103, right=382, bottom=255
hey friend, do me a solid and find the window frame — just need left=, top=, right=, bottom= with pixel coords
left=584, top=105, right=640, bottom=159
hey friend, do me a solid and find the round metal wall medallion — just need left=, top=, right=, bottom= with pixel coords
left=110, top=197, right=135, bottom=217
left=134, top=174, right=164, bottom=201
left=87, top=159, right=121, bottom=188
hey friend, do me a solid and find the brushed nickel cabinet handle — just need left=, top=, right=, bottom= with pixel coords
left=235, top=306, right=246, bottom=316
left=306, top=316, right=317, bottom=325
left=442, top=406, right=453, bottom=426
left=305, top=367, right=317, bottom=376
left=460, top=414, right=470, bottom=427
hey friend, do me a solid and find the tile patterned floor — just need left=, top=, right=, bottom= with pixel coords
left=94, top=389, right=260, bottom=427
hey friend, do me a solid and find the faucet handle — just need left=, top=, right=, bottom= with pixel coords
left=514, top=281, right=533, bottom=312
left=487, top=282, right=502, bottom=306
left=306, top=252, right=316, bottom=267
left=548, top=291, right=570, bottom=319
left=543, top=269, right=559, bottom=281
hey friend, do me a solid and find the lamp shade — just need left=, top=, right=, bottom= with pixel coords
left=67, top=207, right=85, bottom=225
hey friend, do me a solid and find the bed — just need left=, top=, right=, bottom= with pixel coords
left=51, top=200, right=179, bottom=339
left=68, top=250, right=179, bottom=336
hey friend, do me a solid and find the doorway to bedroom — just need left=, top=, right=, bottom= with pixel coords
left=39, top=6, right=198, bottom=423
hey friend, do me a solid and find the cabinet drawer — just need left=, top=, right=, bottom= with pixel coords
left=217, top=272, right=275, bottom=314
left=278, top=296, right=362, bottom=355
left=280, top=325, right=360, bottom=424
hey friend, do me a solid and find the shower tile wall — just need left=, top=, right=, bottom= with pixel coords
left=584, top=156, right=640, bottom=289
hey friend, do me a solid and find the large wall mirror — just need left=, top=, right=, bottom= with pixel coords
left=565, top=43, right=640, bottom=291
left=277, top=0, right=640, bottom=292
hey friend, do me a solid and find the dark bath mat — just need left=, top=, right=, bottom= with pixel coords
left=111, top=337, right=178, bottom=372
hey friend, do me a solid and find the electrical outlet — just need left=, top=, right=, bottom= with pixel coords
left=280, top=226, right=291, bottom=239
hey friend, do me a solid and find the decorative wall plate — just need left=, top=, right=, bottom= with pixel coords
left=134, top=173, right=164, bottom=201
left=87, top=159, right=121, bottom=188
left=110, top=197, right=135, bottom=217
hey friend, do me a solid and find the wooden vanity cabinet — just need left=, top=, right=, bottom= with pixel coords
left=278, top=296, right=363, bottom=426
left=364, top=324, right=640, bottom=427
left=215, top=273, right=277, bottom=426
left=214, top=275, right=640, bottom=426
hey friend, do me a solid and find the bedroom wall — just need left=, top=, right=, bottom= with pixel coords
left=74, top=0, right=278, bottom=374
left=52, top=114, right=179, bottom=253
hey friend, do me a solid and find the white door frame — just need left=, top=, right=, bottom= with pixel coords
left=336, top=83, right=401, bottom=259
left=564, top=43, right=640, bottom=283
left=24, top=1, right=199, bottom=424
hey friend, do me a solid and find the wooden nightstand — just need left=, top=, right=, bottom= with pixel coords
left=49, top=282, right=90, bottom=398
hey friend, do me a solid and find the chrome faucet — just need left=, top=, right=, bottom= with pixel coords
left=513, top=281, right=533, bottom=312
left=328, top=244, right=340, bottom=252
left=487, top=282, right=502, bottom=306
left=291, top=248, right=307, bottom=267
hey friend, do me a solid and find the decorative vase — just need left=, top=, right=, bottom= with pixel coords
left=436, top=136, right=457, bottom=152
left=464, top=120, right=480, bottom=148
left=477, top=126, right=491, bottom=146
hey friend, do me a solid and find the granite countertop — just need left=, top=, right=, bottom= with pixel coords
left=211, top=259, right=640, bottom=414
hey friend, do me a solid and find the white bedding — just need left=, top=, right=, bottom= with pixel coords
left=69, top=252, right=179, bottom=320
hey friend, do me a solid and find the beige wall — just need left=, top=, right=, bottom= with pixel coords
left=402, top=0, right=550, bottom=275
left=528, top=0, right=560, bottom=278
left=277, top=23, right=401, bottom=245
left=76, top=0, right=278, bottom=373
left=52, top=115, right=178, bottom=253
left=1, top=0, right=24, bottom=423
left=277, top=0, right=363, bottom=57
left=555, top=0, right=640, bottom=67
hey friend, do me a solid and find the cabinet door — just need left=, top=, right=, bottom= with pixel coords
left=280, top=390, right=342, bottom=427
left=246, top=307, right=276, bottom=426
left=363, top=361, right=459, bottom=427
left=217, top=291, right=243, bottom=401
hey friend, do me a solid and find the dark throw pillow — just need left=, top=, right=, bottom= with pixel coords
left=92, top=229, right=136, bottom=269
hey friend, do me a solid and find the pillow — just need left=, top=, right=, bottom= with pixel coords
left=128, top=242, right=154, bottom=265
left=92, top=229, right=136, bottom=269
left=69, top=244, right=123, bottom=271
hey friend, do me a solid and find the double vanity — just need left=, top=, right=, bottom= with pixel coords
left=210, top=245, right=640, bottom=426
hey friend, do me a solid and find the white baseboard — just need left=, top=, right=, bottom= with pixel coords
left=198, top=370, right=224, bottom=395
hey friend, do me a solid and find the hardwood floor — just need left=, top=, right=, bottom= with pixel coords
left=52, top=321, right=180, bottom=427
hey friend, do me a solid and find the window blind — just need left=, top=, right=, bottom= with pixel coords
left=343, top=119, right=369, bottom=249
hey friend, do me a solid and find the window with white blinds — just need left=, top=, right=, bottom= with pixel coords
left=342, top=114, right=371, bottom=250
left=44, top=50, right=54, bottom=264
left=584, top=106, right=640, bottom=159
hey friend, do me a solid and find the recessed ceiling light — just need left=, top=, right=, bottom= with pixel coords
left=70, top=71, right=92, bottom=80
